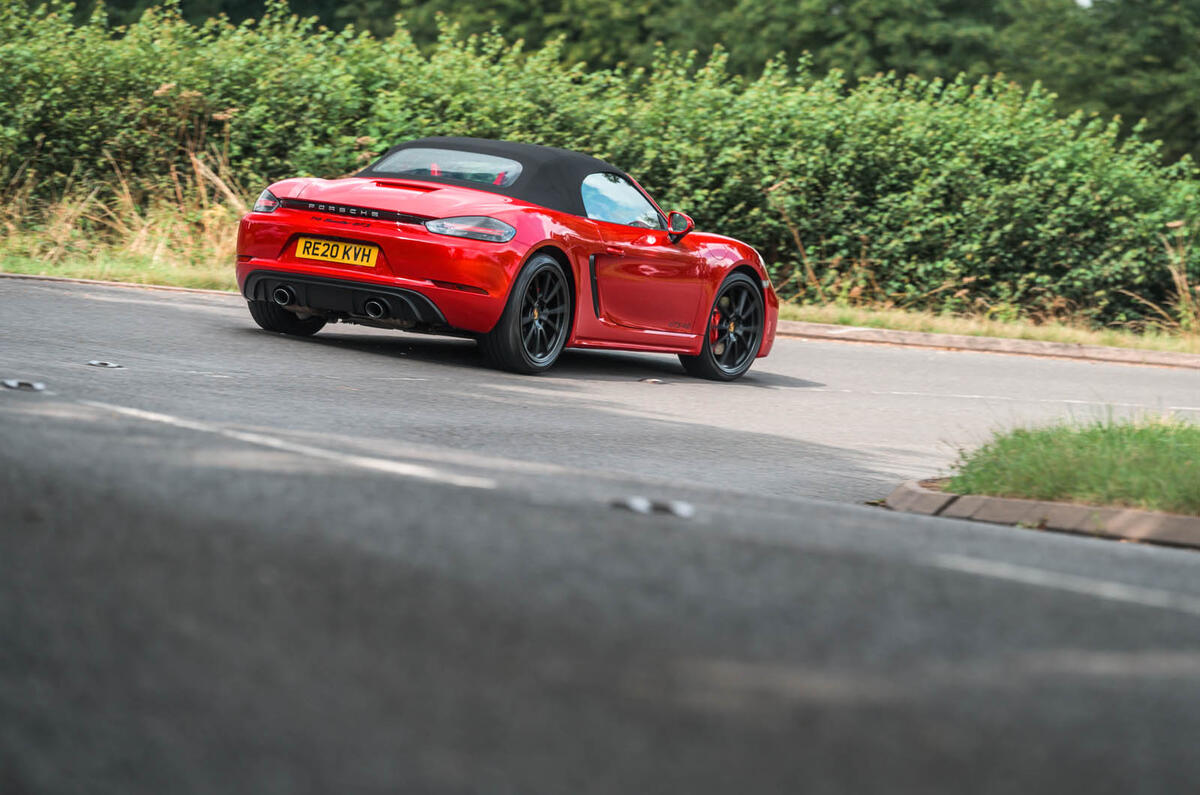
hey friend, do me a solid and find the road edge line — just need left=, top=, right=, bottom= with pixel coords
left=0, top=271, right=237, bottom=296
left=777, top=319, right=1200, bottom=370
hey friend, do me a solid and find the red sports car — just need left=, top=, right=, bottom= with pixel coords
left=237, top=137, right=778, bottom=380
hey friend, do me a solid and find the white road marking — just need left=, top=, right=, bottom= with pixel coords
left=179, top=370, right=428, bottom=382
left=931, top=554, right=1200, bottom=618
left=3, top=398, right=769, bottom=508
left=80, top=400, right=496, bottom=490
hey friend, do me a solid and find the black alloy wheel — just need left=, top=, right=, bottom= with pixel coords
left=480, top=253, right=572, bottom=374
left=520, top=265, right=569, bottom=363
left=679, top=271, right=764, bottom=381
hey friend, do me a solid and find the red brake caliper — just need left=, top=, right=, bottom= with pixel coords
left=709, top=308, right=721, bottom=343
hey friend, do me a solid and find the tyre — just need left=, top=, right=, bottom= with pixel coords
left=480, top=253, right=572, bottom=374
left=679, top=271, right=764, bottom=381
left=246, top=300, right=326, bottom=337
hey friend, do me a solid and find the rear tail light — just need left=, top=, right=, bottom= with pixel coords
left=424, top=216, right=516, bottom=243
left=253, top=189, right=281, bottom=213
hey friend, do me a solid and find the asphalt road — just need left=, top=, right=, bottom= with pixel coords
left=4, top=277, right=1200, bottom=793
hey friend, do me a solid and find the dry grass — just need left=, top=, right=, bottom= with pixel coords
left=1, top=149, right=244, bottom=291
left=0, top=248, right=236, bottom=290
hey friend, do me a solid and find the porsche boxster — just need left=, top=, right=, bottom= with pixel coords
left=236, top=137, right=778, bottom=380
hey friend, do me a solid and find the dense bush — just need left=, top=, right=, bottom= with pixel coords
left=2, top=0, right=1198, bottom=325
left=80, top=1, right=1200, bottom=167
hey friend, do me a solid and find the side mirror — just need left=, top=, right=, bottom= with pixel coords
left=667, top=211, right=694, bottom=243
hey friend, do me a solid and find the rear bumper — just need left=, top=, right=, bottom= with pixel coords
left=236, top=211, right=523, bottom=333
left=242, top=269, right=447, bottom=326
left=236, top=259, right=506, bottom=333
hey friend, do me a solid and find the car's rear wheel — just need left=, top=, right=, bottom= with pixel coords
left=247, top=300, right=327, bottom=337
left=480, top=253, right=571, bottom=374
left=679, top=272, right=763, bottom=381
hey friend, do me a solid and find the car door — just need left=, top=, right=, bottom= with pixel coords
left=582, top=172, right=705, bottom=334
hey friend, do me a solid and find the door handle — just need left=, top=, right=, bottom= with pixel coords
left=604, top=246, right=624, bottom=256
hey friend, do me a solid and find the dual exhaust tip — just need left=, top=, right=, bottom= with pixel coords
left=271, top=285, right=389, bottom=320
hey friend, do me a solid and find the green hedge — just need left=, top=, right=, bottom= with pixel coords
left=2, top=0, right=1198, bottom=324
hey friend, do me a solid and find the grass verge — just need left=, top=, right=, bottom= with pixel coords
left=0, top=252, right=236, bottom=291
left=947, top=417, right=1200, bottom=516
left=779, top=302, right=1200, bottom=355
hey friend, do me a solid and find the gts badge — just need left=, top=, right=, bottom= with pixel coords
left=667, top=320, right=690, bottom=330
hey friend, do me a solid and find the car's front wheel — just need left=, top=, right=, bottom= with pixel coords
left=247, top=300, right=327, bottom=337
left=480, top=253, right=572, bottom=374
left=679, top=271, right=764, bottom=381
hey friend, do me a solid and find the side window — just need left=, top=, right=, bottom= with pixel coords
left=581, top=172, right=664, bottom=229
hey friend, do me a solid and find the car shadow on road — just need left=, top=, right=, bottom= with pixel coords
left=247, top=328, right=823, bottom=389
left=549, top=349, right=824, bottom=389
left=245, top=326, right=484, bottom=365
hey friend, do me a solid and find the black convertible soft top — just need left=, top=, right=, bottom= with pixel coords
left=357, top=136, right=629, bottom=217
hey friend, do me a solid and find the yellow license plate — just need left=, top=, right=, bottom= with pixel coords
left=296, top=237, right=378, bottom=267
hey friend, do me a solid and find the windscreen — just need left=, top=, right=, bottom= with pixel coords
left=369, top=147, right=523, bottom=187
